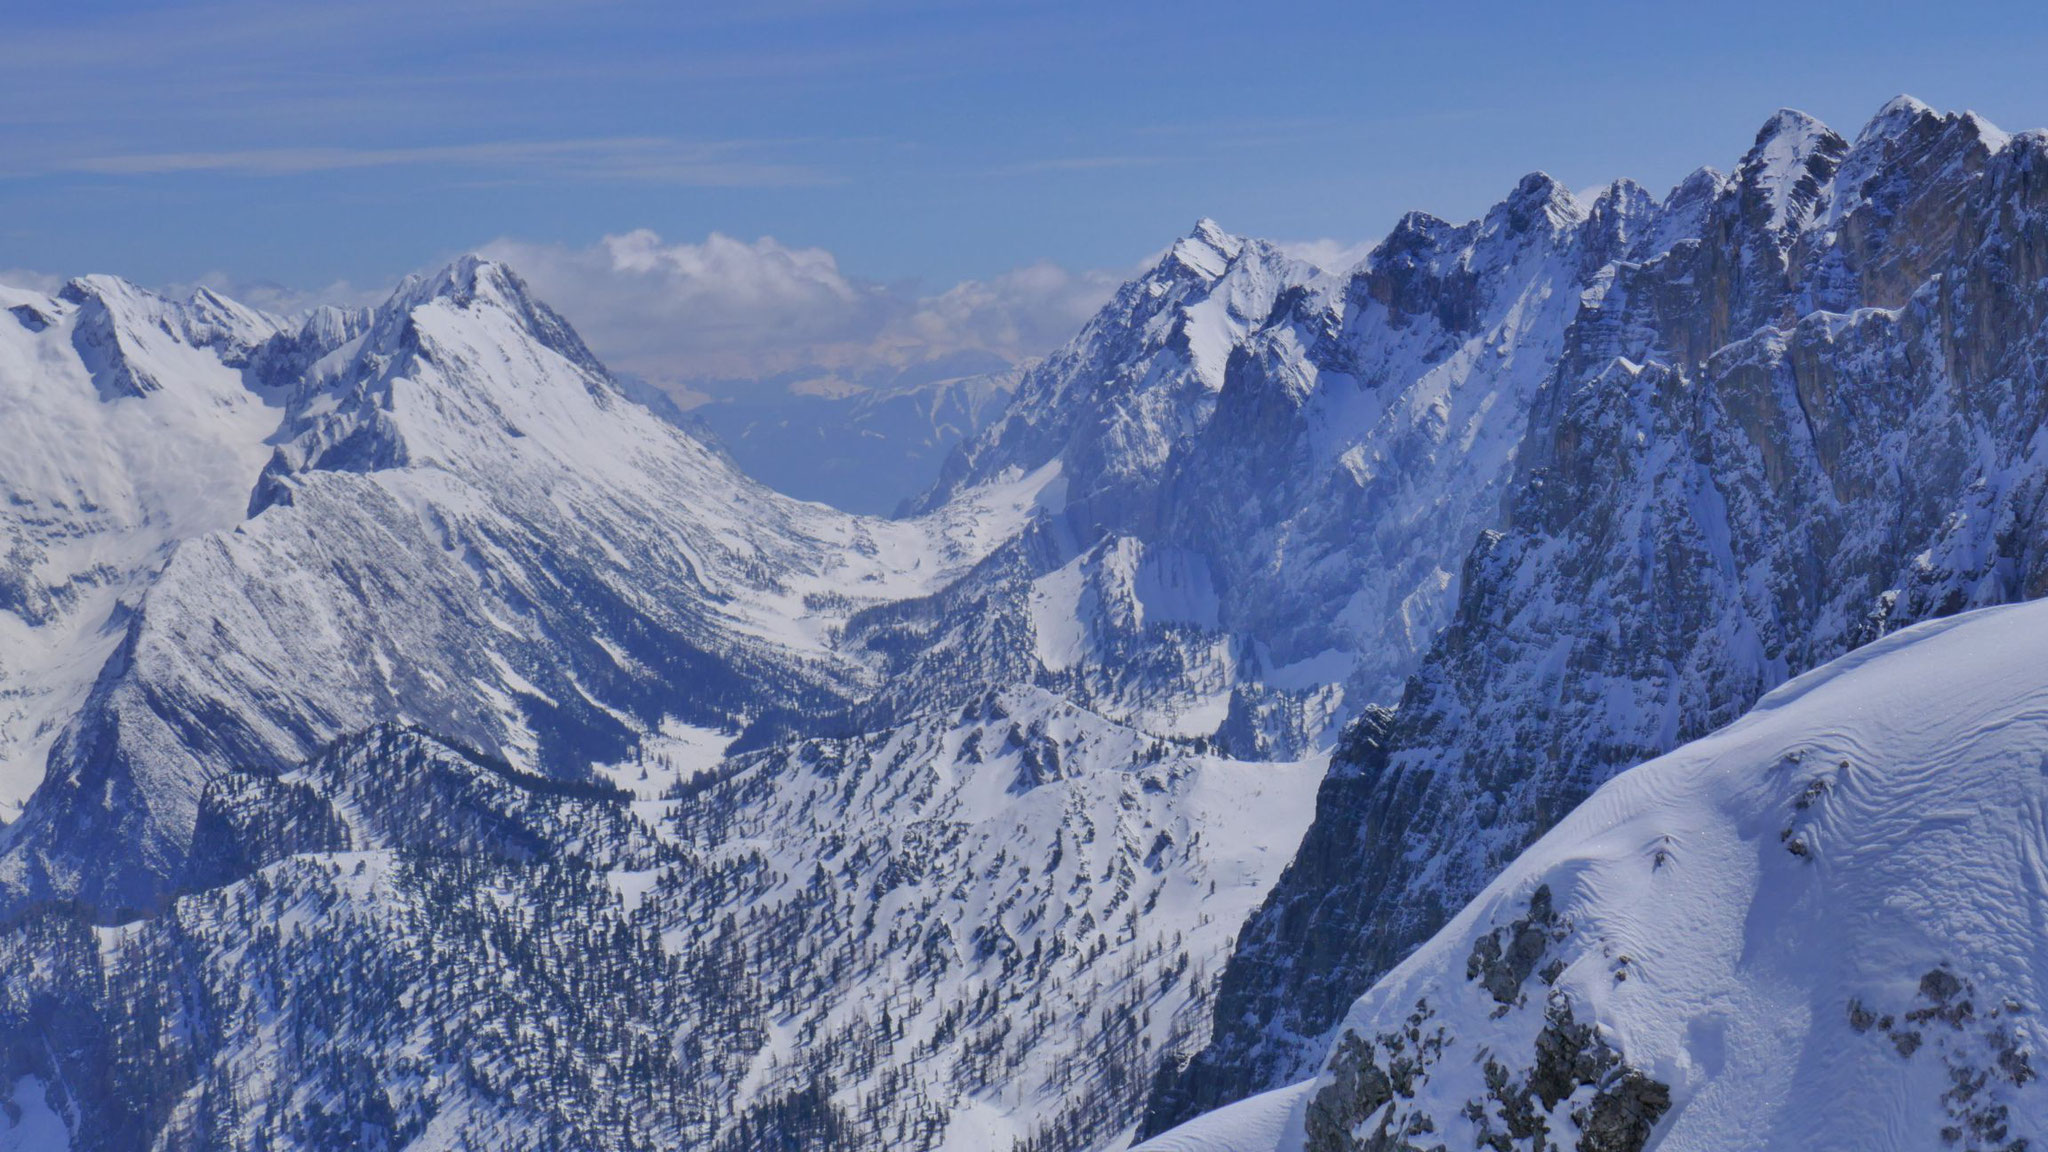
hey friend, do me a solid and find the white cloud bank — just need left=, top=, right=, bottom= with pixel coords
left=5, top=224, right=1382, bottom=398
left=1278, top=238, right=1376, bottom=275
left=481, top=230, right=1129, bottom=390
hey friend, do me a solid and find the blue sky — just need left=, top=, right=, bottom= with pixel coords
left=7, top=0, right=2048, bottom=384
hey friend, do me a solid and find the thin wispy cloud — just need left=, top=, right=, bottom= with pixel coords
left=996, top=156, right=1168, bottom=175
left=0, top=268, right=64, bottom=294
left=21, top=138, right=832, bottom=187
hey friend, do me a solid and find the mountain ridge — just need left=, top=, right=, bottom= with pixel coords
left=1146, top=93, right=2048, bottom=1134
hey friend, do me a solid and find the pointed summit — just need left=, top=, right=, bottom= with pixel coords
left=1737, top=108, right=1848, bottom=232
left=387, top=254, right=529, bottom=314
left=1859, top=94, right=1937, bottom=144
left=1825, top=97, right=2012, bottom=235
left=1489, top=171, right=1584, bottom=235
left=1749, top=107, right=1834, bottom=149
left=1162, top=218, right=1246, bottom=281
left=1189, top=216, right=1237, bottom=248
left=377, top=255, right=607, bottom=379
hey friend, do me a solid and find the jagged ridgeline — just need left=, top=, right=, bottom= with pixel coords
left=1145, top=95, right=2048, bottom=1136
left=2, top=95, right=2047, bottom=1151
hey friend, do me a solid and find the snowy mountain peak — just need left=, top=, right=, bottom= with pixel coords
left=1857, top=93, right=1940, bottom=143
left=395, top=253, right=523, bottom=310
left=1489, top=170, right=1584, bottom=235
left=370, top=254, right=607, bottom=379
left=1820, top=97, right=2016, bottom=252
left=53, top=273, right=285, bottom=396
left=1736, top=108, right=1851, bottom=229
left=186, top=283, right=276, bottom=329
left=246, top=255, right=640, bottom=513
left=1748, top=106, right=1835, bottom=150
left=1736, top=107, right=1849, bottom=232
left=1166, top=218, right=1250, bottom=280
left=1190, top=216, right=1236, bottom=247
left=1841, top=95, right=2015, bottom=175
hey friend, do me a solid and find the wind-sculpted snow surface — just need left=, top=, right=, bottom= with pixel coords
left=1154, top=97, right=2048, bottom=1128
left=1139, top=599, right=2048, bottom=1151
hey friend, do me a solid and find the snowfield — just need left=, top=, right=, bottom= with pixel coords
left=1144, top=598, right=2048, bottom=1151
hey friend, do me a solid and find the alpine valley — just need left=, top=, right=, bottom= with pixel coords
left=3, top=96, right=2048, bottom=1152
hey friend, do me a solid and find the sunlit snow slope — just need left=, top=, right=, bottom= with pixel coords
left=0, top=279, right=291, bottom=821
left=1143, top=598, right=2048, bottom=1151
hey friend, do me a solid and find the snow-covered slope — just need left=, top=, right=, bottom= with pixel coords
left=0, top=695, right=1324, bottom=1151
left=0, top=278, right=294, bottom=821
left=1142, top=596, right=2048, bottom=1151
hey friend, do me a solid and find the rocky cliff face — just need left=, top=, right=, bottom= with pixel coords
left=1150, top=96, right=2048, bottom=1132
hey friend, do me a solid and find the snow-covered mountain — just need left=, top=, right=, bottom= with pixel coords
left=918, top=199, right=1643, bottom=715
left=4, top=94, right=2048, bottom=1152
left=1138, top=596, right=2048, bottom=1152
left=1152, top=96, right=2048, bottom=1130
left=0, top=257, right=1046, bottom=918
left=0, top=277, right=307, bottom=823
left=0, top=254, right=1303, bottom=1151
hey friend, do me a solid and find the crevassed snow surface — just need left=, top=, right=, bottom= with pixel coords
left=1151, top=598, right=2048, bottom=1150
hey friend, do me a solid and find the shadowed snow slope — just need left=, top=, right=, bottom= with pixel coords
left=1142, top=597, right=2048, bottom=1151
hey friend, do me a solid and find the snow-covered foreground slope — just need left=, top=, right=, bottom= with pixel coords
left=1144, top=598, right=2048, bottom=1151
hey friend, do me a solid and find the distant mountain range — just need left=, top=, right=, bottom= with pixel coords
left=4, top=96, right=2047, bottom=1152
